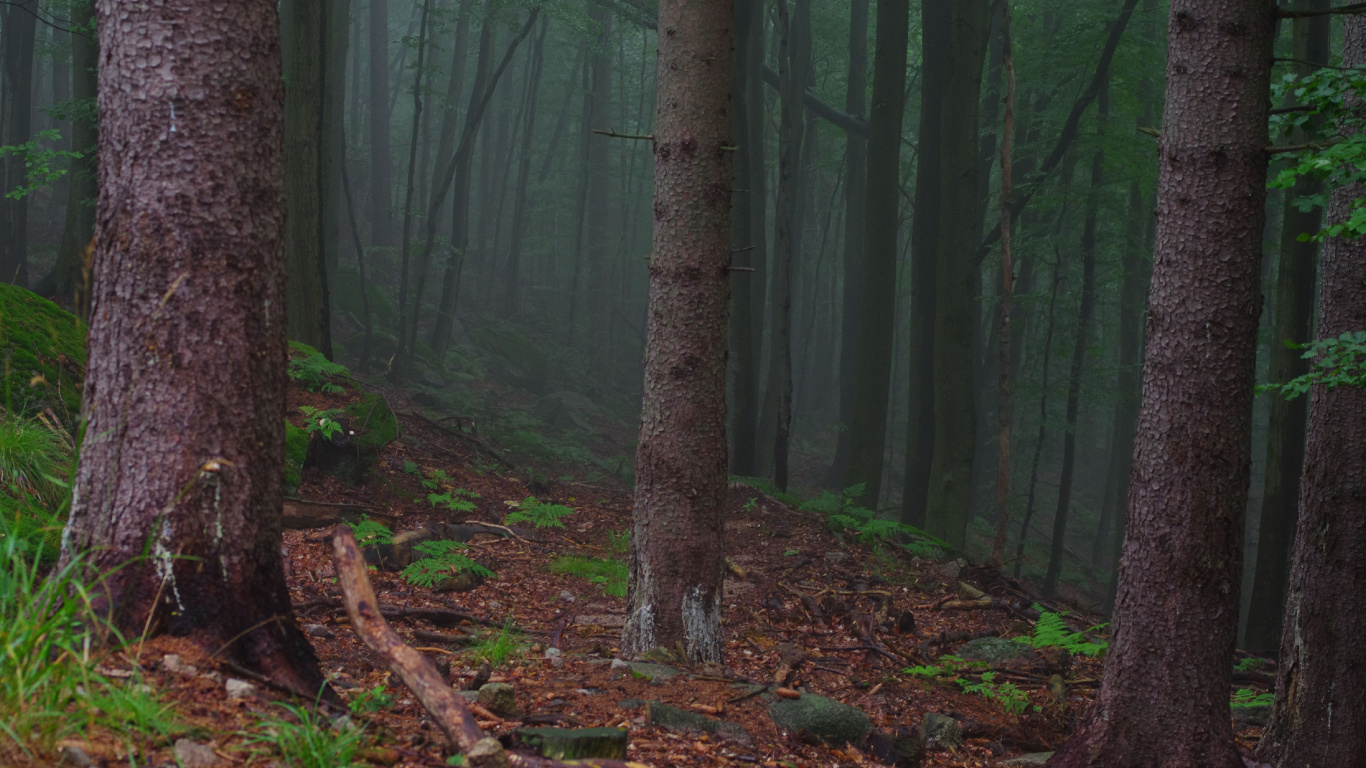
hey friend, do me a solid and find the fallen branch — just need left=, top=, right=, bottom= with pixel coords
left=331, top=527, right=646, bottom=768
left=293, top=597, right=540, bottom=633
left=398, top=410, right=517, bottom=470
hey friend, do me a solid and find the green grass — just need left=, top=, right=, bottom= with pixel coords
left=247, top=699, right=368, bottom=768
left=0, top=416, right=70, bottom=509
left=550, top=555, right=628, bottom=598
left=466, top=619, right=525, bottom=668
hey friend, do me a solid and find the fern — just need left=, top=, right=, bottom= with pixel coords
left=427, top=486, right=479, bottom=515
left=1025, top=610, right=1108, bottom=657
left=1231, top=688, right=1274, bottom=708
left=288, top=352, right=349, bottom=394
left=402, top=541, right=495, bottom=587
left=817, top=486, right=951, bottom=557
left=504, top=496, right=574, bottom=529
left=348, top=517, right=393, bottom=548
left=957, top=672, right=1032, bottom=716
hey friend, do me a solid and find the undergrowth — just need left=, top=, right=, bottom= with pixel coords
left=550, top=555, right=627, bottom=597
left=904, top=656, right=1035, bottom=716
left=1025, top=610, right=1108, bottom=657
left=402, top=540, right=495, bottom=587
left=247, top=698, right=368, bottom=768
left=466, top=619, right=524, bottom=667
left=288, top=344, right=350, bottom=394
left=806, top=484, right=951, bottom=560
left=504, top=496, right=574, bottom=529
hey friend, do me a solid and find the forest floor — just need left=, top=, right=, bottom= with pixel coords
left=30, top=368, right=1274, bottom=768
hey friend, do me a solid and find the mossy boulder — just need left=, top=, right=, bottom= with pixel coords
left=469, top=324, right=551, bottom=392
left=0, top=284, right=85, bottom=420
left=514, top=728, right=628, bottom=761
left=344, top=390, right=398, bottom=451
left=956, top=637, right=1034, bottom=664
left=767, top=692, right=872, bottom=746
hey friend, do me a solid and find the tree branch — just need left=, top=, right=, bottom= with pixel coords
left=1279, top=2, right=1366, bottom=17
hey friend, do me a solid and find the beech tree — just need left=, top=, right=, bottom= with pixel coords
left=1046, top=0, right=1275, bottom=765
left=621, top=0, right=731, bottom=663
left=62, top=0, right=327, bottom=695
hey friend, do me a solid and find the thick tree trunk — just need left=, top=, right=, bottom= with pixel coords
left=1256, top=18, right=1366, bottom=766
left=925, top=0, right=990, bottom=549
left=63, top=0, right=327, bottom=697
left=0, top=0, right=38, bottom=286
left=621, top=0, right=731, bottom=664
left=824, top=0, right=869, bottom=487
left=1044, top=2, right=1274, bottom=765
left=843, top=0, right=909, bottom=509
left=282, top=0, right=333, bottom=356
left=368, top=0, right=394, bottom=247
left=1244, top=0, right=1329, bottom=653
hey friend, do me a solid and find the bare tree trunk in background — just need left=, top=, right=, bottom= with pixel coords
left=503, top=19, right=548, bottom=314
left=63, top=0, right=328, bottom=698
left=0, top=0, right=38, bottom=286
left=899, top=0, right=949, bottom=523
left=1256, top=18, right=1366, bottom=765
left=726, top=0, right=765, bottom=477
left=393, top=0, right=434, bottom=376
left=42, top=1, right=97, bottom=310
left=988, top=0, right=1014, bottom=569
left=621, top=0, right=731, bottom=664
left=1043, top=82, right=1106, bottom=597
left=282, top=0, right=333, bottom=357
left=843, top=0, right=909, bottom=509
left=1014, top=250, right=1064, bottom=580
left=586, top=4, right=614, bottom=365
left=1244, top=0, right=1329, bottom=653
left=322, top=0, right=349, bottom=297
left=369, top=0, right=394, bottom=248
left=925, top=0, right=989, bottom=549
left=823, top=0, right=868, bottom=487
left=1044, top=1, right=1274, bottom=764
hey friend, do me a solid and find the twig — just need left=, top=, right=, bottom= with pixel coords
left=592, top=128, right=654, bottom=141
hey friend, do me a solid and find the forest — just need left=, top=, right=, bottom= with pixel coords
left=0, top=0, right=1363, bottom=766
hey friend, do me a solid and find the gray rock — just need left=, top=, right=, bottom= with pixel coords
left=466, top=736, right=511, bottom=768
left=304, top=623, right=334, bottom=639
left=617, top=698, right=645, bottom=711
left=515, top=727, right=628, bottom=760
left=162, top=654, right=197, bottom=675
left=544, top=647, right=564, bottom=667
left=646, top=702, right=754, bottom=747
left=458, top=690, right=480, bottom=702
left=1232, top=704, right=1272, bottom=729
left=57, top=746, right=93, bottom=767
left=609, top=659, right=679, bottom=681
left=824, top=551, right=850, bottom=565
left=224, top=678, right=256, bottom=699
left=559, top=590, right=576, bottom=602
left=478, top=682, right=517, bottom=716
left=767, top=692, right=872, bottom=746
left=956, top=637, right=1034, bottom=664
left=174, top=739, right=222, bottom=768
left=919, top=712, right=962, bottom=750
left=1000, top=753, right=1054, bottom=766
left=937, top=559, right=966, bottom=579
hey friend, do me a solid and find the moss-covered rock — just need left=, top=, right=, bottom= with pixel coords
left=514, top=728, right=628, bottom=761
left=344, top=390, right=398, bottom=451
left=767, top=692, right=872, bottom=746
left=0, top=284, right=85, bottom=420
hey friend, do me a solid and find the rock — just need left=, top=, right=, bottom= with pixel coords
left=559, top=590, right=576, bottom=602
left=956, top=637, right=1034, bottom=664
left=304, top=623, right=335, bottom=639
left=302, top=391, right=398, bottom=486
left=646, top=702, right=754, bottom=747
left=478, top=682, right=517, bottom=716
left=1233, top=704, right=1272, bottom=729
left=57, top=745, right=94, bottom=767
left=824, top=551, right=850, bottom=565
left=1000, top=753, right=1055, bottom=766
left=466, top=736, right=511, bottom=768
left=225, top=678, right=256, bottom=699
left=617, top=698, right=646, bottom=711
left=609, top=659, right=679, bottom=681
left=919, top=712, right=962, bottom=750
left=0, top=284, right=86, bottom=422
left=937, top=558, right=967, bottom=580
left=767, top=692, right=872, bottom=746
left=514, top=727, right=628, bottom=760
left=162, top=654, right=197, bottom=675
left=433, top=570, right=485, bottom=592
left=545, top=647, right=564, bottom=667
left=174, top=739, right=222, bottom=768
left=955, top=580, right=986, bottom=601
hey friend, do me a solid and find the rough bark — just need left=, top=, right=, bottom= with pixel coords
left=1244, top=0, right=1329, bottom=653
left=621, top=0, right=731, bottom=664
left=368, top=0, right=394, bottom=247
left=394, top=0, right=435, bottom=375
left=1044, top=1, right=1275, bottom=765
left=843, top=0, right=909, bottom=509
left=925, top=0, right=990, bottom=549
left=1256, top=17, right=1366, bottom=766
left=0, top=0, right=38, bottom=286
left=62, top=0, right=327, bottom=697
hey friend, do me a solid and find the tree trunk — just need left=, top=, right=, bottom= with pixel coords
left=1044, top=2, right=1274, bottom=765
left=63, top=0, right=327, bottom=698
left=282, top=0, right=333, bottom=356
left=502, top=19, right=547, bottom=314
left=368, top=0, right=394, bottom=247
left=1256, top=17, right=1366, bottom=766
left=843, top=0, right=910, bottom=509
left=1244, top=0, right=1328, bottom=653
left=621, top=0, right=731, bottom=664
left=0, top=0, right=38, bottom=286
left=44, top=0, right=98, bottom=310
left=899, top=0, right=949, bottom=523
left=823, top=0, right=869, bottom=487
left=321, top=0, right=349, bottom=297
left=988, top=0, right=1015, bottom=569
left=585, top=5, right=614, bottom=365
left=1014, top=250, right=1064, bottom=580
left=393, top=0, right=434, bottom=375
left=925, top=0, right=990, bottom=549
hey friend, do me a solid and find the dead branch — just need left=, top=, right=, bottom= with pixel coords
left=330, top=527, right=646, bottom=768
left=398, top=410, right=517, bottom=470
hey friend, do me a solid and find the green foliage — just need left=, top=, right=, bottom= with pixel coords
left=288, top=343, right=350, bottom=393
left=284, top=421, right=309, bottom=494
left=0, top=129, right=81, bottom=200
left=298, top=405, right=345, bottom=440
left=347, top=685, right=393, bottom=715
left=0, top=416, right=70, bottom=510
left=1023, top=611, right=1108, bottom=657
left=1259, top=331, right=1366, bottom=400
left=247, top=699, right=368, bottom=768
left=89, top=681, right=187, bottom=751
left=1234, top=657, right=1268, bottom=673
left=402, top=541, right=495, bottom=587
left=550, top=555, right=628, bottom=597
left=904, top=657, right=1033, bottom=715
left=504, top=496, right=574, bottom=529
left=466, top=619, right=524, bottom=667
left=1268, top=67, right=1366, bottom=240
left=813, top=484, right=951, bottom=559
left=404, top=460, right=421, bottom=475
left=447, top=755, right=467, bottom=766
left=1231, top=688, right=1275, bottom=709
left=730, top=475, right=799, bottom=506
left=348, top=517, right=393, bottom=548
left=606, top=529, right=630, bottom=554
left=427, top=487, right=480, bottom=515
left=0, top=283, right=87, bottom=421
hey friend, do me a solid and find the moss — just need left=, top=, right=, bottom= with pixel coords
left=288, top=340, right=324, bottom=359
left=284, top=421, right=309, bottom=495
left=344, top=391, right=398, bottom=451
left=0, top=284, right=86, bottom=421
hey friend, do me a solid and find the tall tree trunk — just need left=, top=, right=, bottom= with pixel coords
left=899, top=0, right=950, bottom=523
left=726, top=0, right=766, bottom=477
left=282, top=0, right=333, bottom=356
left=988, top=0, right=1015, bottom=569
left=502, top=18, right=547, bottom=314
left=322, top=0, right=349, bottom=297
left=393, top=0, right=434, bottom=375
left=1045, top=2, right=1275, bottom=765
left=1257, top=22, right=1366, bottom=765
left=924, top=0, right=990, bottom=548
left=1044, top=83, right=1105, bottom=597
left=620, top=0, right=731, bottom=664
left=1014, top=250, right=1064, bottom=580
left=1244, top=0, right=1329, bottom=653
left=843, top=0, right=910, bottom=508
left=585, top=5, right=614, bottom=364
left=63, top=0, right=328, bottom=698
left=824, top=0, right=869, bottom=487
left=368, top=0, right=394, bottom=247
left=0, top=0, right=38, bottom=286
left=44, top=1, right=98, bottom=310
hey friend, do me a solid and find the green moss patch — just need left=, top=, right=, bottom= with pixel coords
left=344, top=391, right=398, bottom=451
left=0, top=284, right=86, bottom=420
